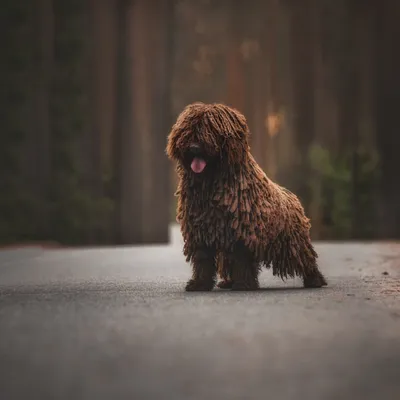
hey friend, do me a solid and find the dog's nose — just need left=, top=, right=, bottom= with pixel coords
left=189, top=143, right=201, bottom=154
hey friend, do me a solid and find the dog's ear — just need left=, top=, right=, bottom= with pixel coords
left=222, top=136, right=250, bottom=165
left=165, top=131, right=178, bottom=160
left=166, top=103, right=206, bottom=161
left=208, top=103, right=250, bottom=165
left=166, top=121, right=184, bottom=161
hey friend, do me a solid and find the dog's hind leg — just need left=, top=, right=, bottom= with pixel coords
left=226, top=242, right=260, bottom=291
left=297, top=236, right=327, bottom=288
left=302, top=259, right=327, bottom=288
left=185, top=246, right=217, bottom=291
left=270, top=233, right=327, bottom=288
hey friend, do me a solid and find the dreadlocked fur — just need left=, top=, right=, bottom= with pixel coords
left=166, top=102, right=327, bottom=291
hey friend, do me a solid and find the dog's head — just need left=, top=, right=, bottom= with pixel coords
left=166, top=102, right=250, bottom=177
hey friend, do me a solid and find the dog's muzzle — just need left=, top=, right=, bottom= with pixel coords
left=187, top=143, right=207, bottom=174
left=189, top=143, right=202, bottom=155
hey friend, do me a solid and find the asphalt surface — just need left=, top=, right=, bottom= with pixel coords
left=0, top=225, right=399, bottom=400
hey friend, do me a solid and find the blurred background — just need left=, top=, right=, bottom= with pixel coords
left=1, top=0, right=399, bottom=246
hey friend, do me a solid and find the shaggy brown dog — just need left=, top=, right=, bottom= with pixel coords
left=166, top=102, right=327, bottom=291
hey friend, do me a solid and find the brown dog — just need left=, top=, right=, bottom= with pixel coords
left=166, top=102, right=327, bottom=291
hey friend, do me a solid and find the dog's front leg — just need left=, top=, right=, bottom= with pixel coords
left=185, top=247, right=217, bottom=291
left=227, top=242, right=260, bottom=291
left=216, top=253, right=234, bottom=289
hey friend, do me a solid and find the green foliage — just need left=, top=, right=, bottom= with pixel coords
left=49, top=174, right=114, bottom=245
left=308, top=144, right=352, bottom=238
left=308, top=143, right=380, bottom=239
left=0, top=185, right=43, bottom=243
left=352, top=146, right=381, bottom=238
left=0, top=1, right=115, bottom=245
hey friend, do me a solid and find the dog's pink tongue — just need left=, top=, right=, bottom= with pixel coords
left=191, top=157, right=206, bottom=173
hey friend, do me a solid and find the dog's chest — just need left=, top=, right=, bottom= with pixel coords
left=186, top=192, right=234, bottom=248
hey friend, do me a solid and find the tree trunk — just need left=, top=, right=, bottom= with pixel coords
left=35, top=0, right=53, bottom=202
left=225, top=0, right=245, bottom=112
left=248, top=0, right=280, bottom=176
left=273, top=2, right=298, bottom=190
left=375, top=0, right=400, bottom=238
left=89, top=0, right=117, bottom=180
left=338, top=4, right=360, bottom=238
left=287, top=0, right=315, bottom=205
left=308, top=1, right=324, bottom=239
left=114, top=0, right=172, bottom=244
left=86, top=0, right=118, bottom=243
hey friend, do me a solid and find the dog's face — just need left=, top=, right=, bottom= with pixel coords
left=166, top=102, right=250, bottom=177
left=181, top=142, right=219, bottom=177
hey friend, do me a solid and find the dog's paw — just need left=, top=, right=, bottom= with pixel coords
left=231, top=281, right=259, bottom=291
left=303, top=271, right=328, bottom=288
left=185, top=279, right=214, bottom=292
left=217, top=280, right=234, bottom=289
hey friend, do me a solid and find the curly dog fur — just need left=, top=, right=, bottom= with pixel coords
left=166, top=102, right=327, bottom=291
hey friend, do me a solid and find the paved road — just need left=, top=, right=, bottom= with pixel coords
left=0, top=226, right=399, bottom=400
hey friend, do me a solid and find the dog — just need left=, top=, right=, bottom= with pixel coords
left=166, top=102, right=327, bottom=291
